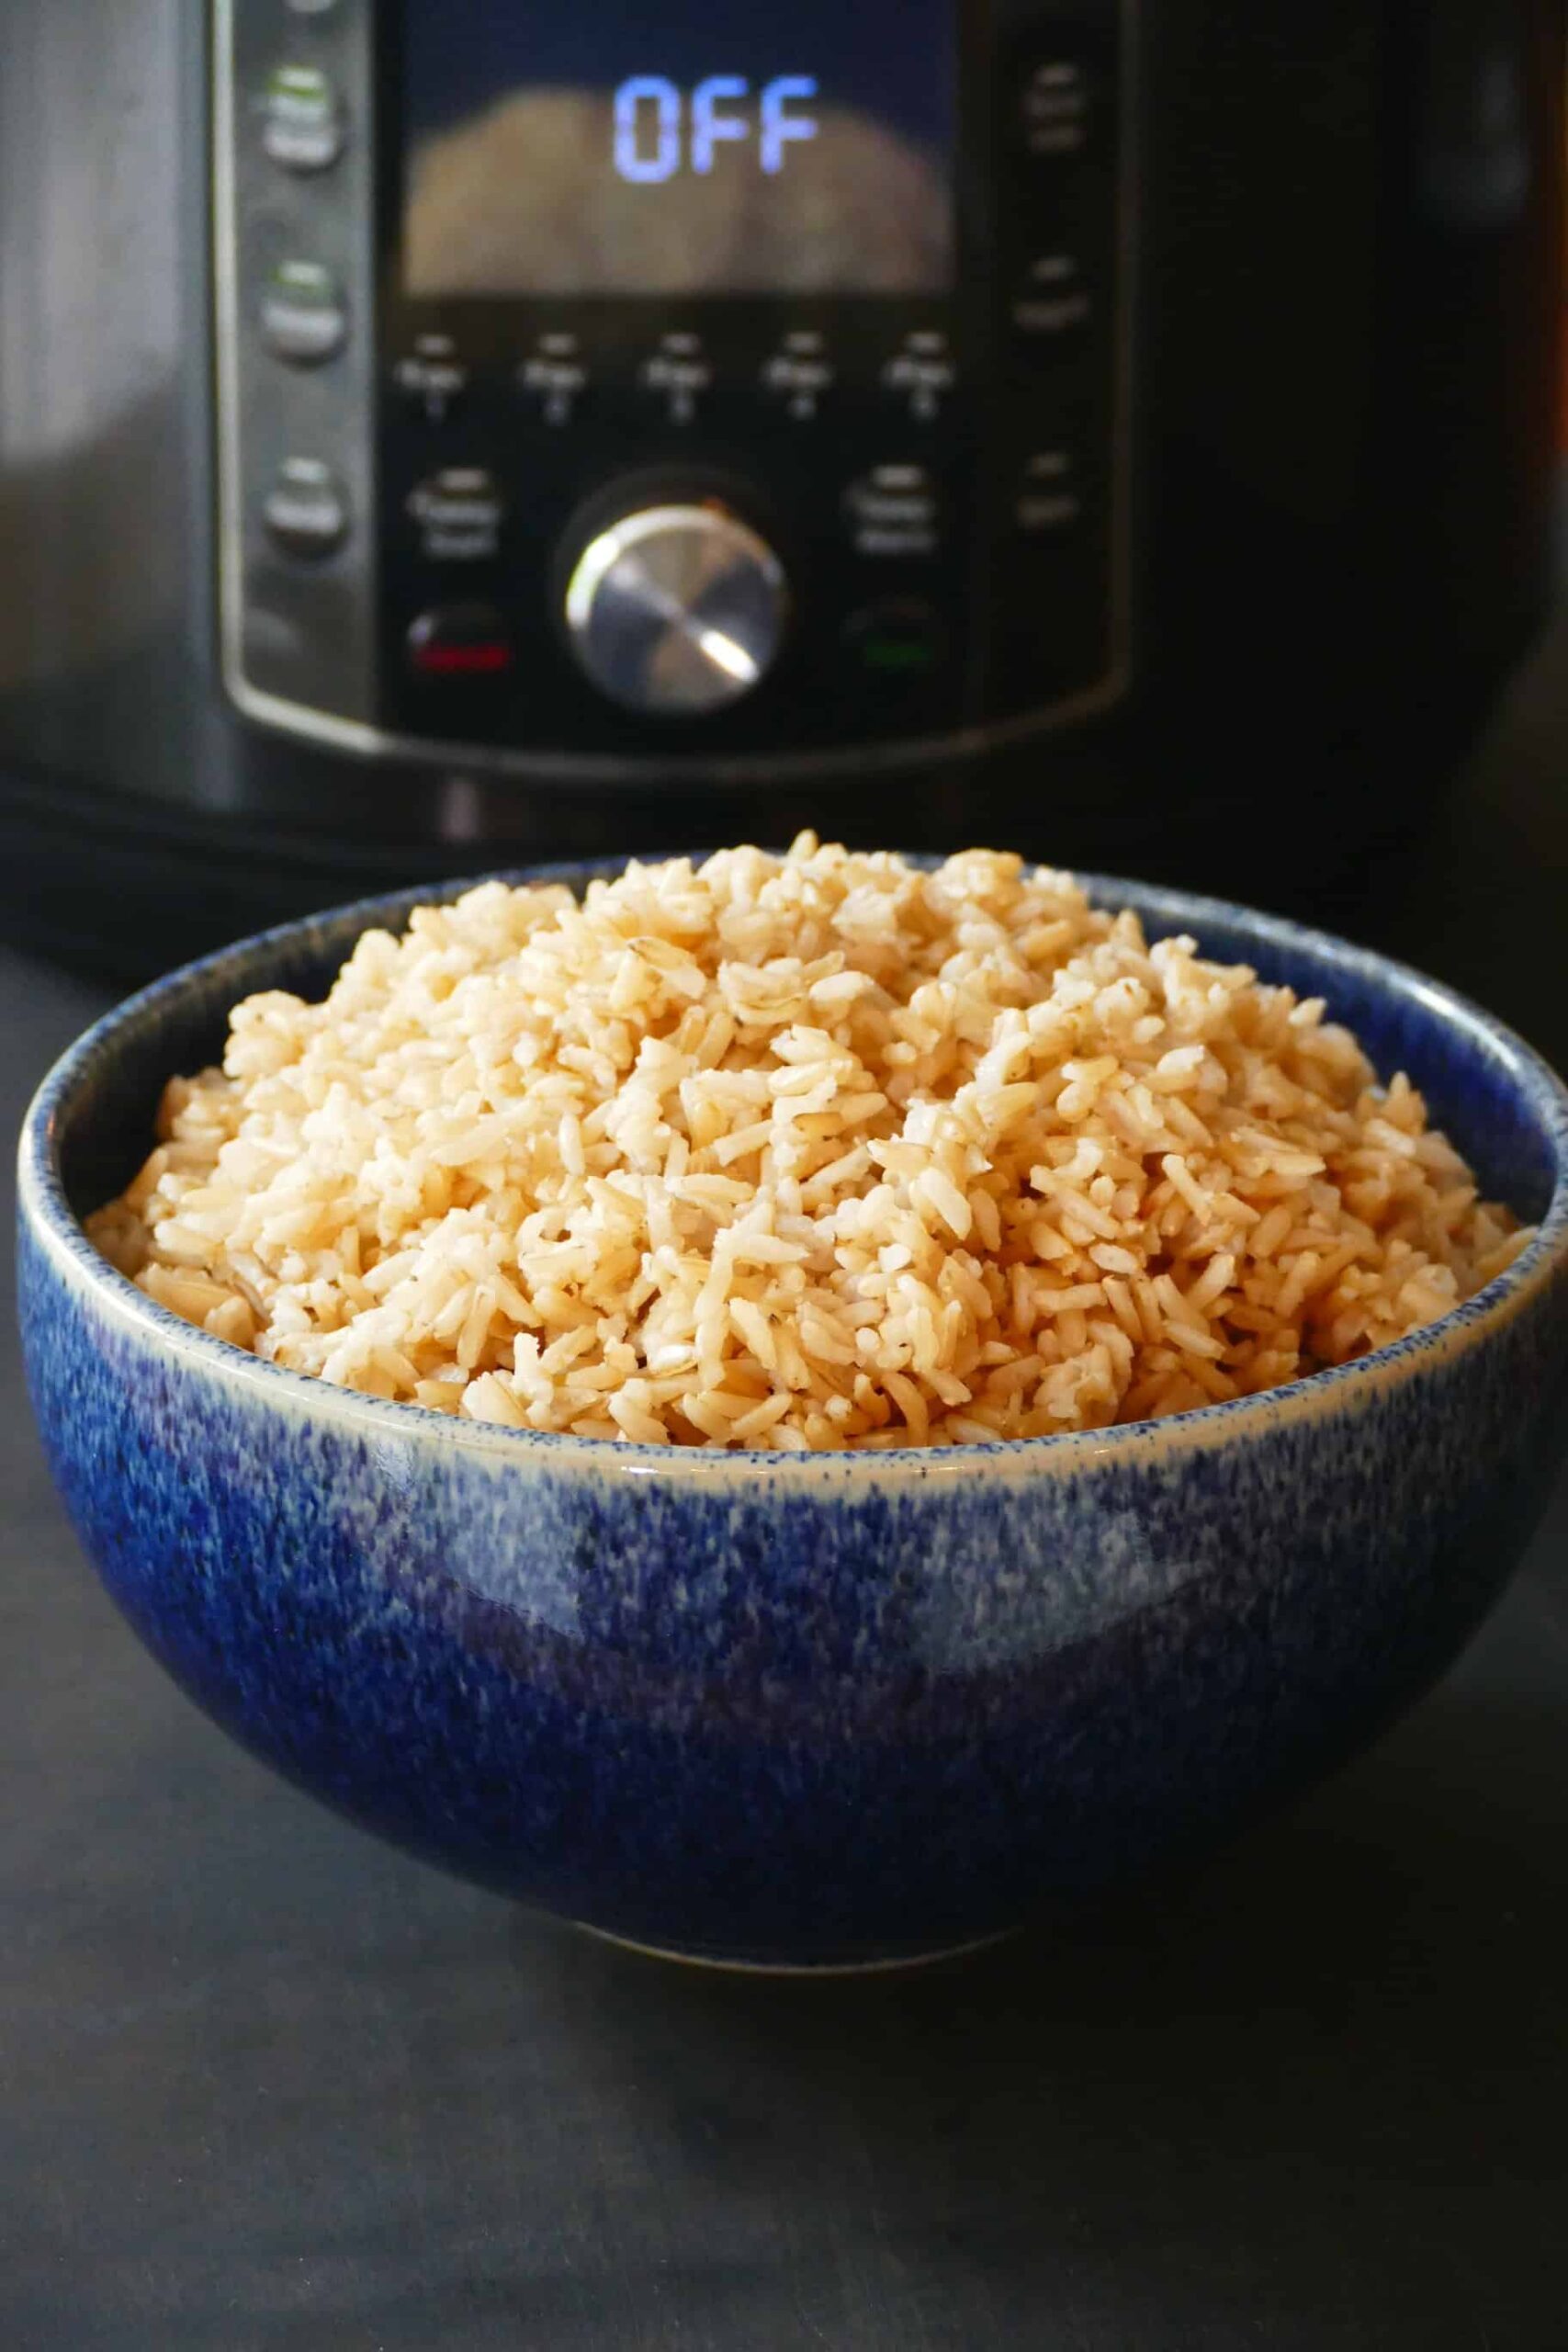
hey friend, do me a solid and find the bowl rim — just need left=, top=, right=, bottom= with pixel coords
left=18, top=857, right=1568, bottom=1487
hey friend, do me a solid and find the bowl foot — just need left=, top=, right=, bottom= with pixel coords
left=571, top=1922, right=1016, bottom=1977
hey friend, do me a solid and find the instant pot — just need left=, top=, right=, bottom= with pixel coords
left=0, top=1, right=1562, bottom=975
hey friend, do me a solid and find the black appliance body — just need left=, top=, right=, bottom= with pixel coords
left=0, top=0, right=1561, bottom=975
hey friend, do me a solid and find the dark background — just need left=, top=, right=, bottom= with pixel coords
left=3, top=605, right=1568, bottom=2346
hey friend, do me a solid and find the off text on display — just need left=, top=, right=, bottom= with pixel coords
left=613, top=76, right=821, bottom=182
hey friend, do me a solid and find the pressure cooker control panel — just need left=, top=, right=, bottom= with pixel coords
left=215, top=0, right=1134, bottom=779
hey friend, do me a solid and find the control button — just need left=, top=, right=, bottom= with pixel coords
left=843, top=598, right=947, bottom=682
left=1014, top=449, right=1085, bottom=535
left=396, top=334, right=468, bottom=423
left=407, top=604, right=515, bottom=681
left=261, top=260, right=347, bottom=365
left=845, top=465, right=941, bottom=560
left=1012, top=254, right=1092, bottom=338
left=881, top=331, right=955, bottom=424
left=564, top=503, right=788, bottom=715
left=639, top=334, right=712, bottom=426
left=1021, top=61, right=1094, bottom=156
left=408, top=469, right=506, bottom=563
left=761, top=332, right=834, bottom=420
left=263, top=64, right=345, bottom=174
left=263, top=458, right=350, bottom=561
left=519, top=334, right=589, bottom=427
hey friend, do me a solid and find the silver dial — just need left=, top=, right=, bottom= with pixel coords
left=564, top=503, right=788, bottom=715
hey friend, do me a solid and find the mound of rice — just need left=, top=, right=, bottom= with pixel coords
left=88, top=839, right=1529, bottom=1450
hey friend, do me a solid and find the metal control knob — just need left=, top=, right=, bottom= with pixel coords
left=563, top=503, right=788, bottom=715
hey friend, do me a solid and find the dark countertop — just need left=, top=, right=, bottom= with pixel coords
left=4, top=639, right=1568, bottom=2351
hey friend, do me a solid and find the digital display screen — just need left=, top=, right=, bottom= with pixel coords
left=401, top=3, right=957, bottom=299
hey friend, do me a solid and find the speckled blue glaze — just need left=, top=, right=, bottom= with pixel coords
left=17, top=865, right=1568, bottom=1969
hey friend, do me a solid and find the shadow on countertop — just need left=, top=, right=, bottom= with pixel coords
left=542, top=1624, right=1568, bottom=2351
left=6, top=1582, right=1563, bottom=2352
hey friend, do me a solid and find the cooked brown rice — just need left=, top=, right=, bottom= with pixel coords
left=87, top=839, right=1529, bottom=1450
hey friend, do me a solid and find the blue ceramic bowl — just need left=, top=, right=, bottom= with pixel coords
left=17, top=866, right=1568, bottom=1972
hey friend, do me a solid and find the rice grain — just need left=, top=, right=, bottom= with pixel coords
left=87, top=839, right=1530, bottom=1449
